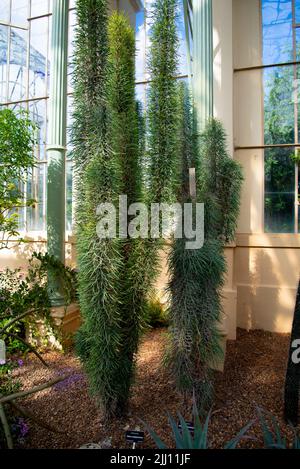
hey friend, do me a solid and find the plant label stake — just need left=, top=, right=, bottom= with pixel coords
left=178, top=421, right=194, bottom=436
left=0, top=339, right=6, bottom=365
left=284, top=279, right=300, bottom=426
left=125, top=430, right=144, bottom=449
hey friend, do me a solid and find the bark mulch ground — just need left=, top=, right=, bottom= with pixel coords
left=11, top=327, right=294, bottom=449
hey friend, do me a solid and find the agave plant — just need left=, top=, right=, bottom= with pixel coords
left=143, top=406, right=300, bottom=450
left=257, top=407, right=300, bottom=449
left=142, top=402, right=254, bottom=449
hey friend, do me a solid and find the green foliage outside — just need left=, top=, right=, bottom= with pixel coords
left=264, top=67, right=297, bottom=233
left=143, top=297, right=169, bottom=328
left=0, top=109, right=36, bottom=249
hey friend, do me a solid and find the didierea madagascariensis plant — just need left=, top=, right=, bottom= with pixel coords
left=167, top=84, right=243, bottom=413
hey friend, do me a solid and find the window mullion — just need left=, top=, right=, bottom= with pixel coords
left=292, top=0, right=299, bottom=233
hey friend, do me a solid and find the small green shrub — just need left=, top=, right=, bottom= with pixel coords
left=0, top=252, right=77, bottom=355
left=0, top=108, right=36, bottom=250
left=143, top=298, right=169, bottom=328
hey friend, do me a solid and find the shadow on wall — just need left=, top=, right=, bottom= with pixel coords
left=237, top=248, right=297, bottom=333
left=0, top=239, right=75, bottom=271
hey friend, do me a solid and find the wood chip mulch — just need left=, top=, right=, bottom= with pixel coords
left=11, top=327, right=295, bottom=449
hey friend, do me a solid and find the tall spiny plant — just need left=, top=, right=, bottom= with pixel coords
left=167, top=85, right=243, bottom=413
left=143, top=0, right=180, bottom=293
left=73, top=0, right=124, bottom=419
left=105, top=12, right=149, bottom=415
left=199, top=119, right=244, bottom=245
left=167, top=84, right=224, bottom=411
left=147, top=0, right=179, bottom=205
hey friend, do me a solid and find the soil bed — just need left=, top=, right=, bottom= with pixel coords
left=12, top=328, right=293, bottom=449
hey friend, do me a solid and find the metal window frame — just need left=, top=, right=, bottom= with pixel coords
left=0, top=1, right=76, bottom=234
left=1, top=0, right=188, bottom=235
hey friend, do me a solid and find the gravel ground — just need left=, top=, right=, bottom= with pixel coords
left=10, top=328, right=295, bottom=449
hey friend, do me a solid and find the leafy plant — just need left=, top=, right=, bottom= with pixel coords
left=0, top=109, right=36, bottom=249
left=0, top=251, right=77, bottom=356
left=144, top=297, right=169, bottom=328
left=138, top=0, right=181, bottom=295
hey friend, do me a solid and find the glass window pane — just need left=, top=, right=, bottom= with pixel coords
left=29, top=17, right=48, bottom=98
left=264, top=66, right=295, bottom=145
left=30, top=0, right=49, bottom=18
left=0, top=25, right=8, bottom=102
left=0, top=0, right=10, bottom=23
left=135, top=83, right=147, bottom=111
left=177, top=0, right=187, bottom=76
left=37, top=163, right=45, bottom=230
left=11, top=0, right=28, bottom=26
left=262, top=0, right=293, bottom=65
left=135, top=10, right=146, bottom=82
left=265, top=148, right=295, bottom=233
left=26, top=164, right=45, bottom=231
left=296, top=0, right=300, bottom=23
left=26, top=167, right=34, bottom=230
left=9, top=28, right=28, bottom=102
left=29, top=99, right=46, bottom=148
left=296, top=28, right=300, bottom=61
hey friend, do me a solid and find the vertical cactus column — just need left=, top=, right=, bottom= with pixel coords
left=46, top=0, right=69, bottom=305
left=192, top=0, right=213, bottom=131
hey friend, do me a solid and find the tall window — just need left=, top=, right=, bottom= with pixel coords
left=0, top=0, right=188, bottom=234
left=0, top=0, right=75, bottom=232
left=263, top=0, right=300, bottom=233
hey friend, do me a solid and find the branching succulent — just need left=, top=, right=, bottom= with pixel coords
left=147, top=0, right=180, bottom=206
left=105, top=12, right=150, bottom=415
left=73, top=5, right=151, bottom=417
left=72, top=0, right=125, bottom=418
left=199, top=118, right=243, bottom=244
left=141, top=0, right=181, bottom=313
left=167, top=85, right=243, bottom=413
left=167, top=85, right=224, bottom=412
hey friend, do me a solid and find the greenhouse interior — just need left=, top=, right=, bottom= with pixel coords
left=1, top=0, right=300, bottom=454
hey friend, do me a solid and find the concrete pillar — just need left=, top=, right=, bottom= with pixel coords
left=46, top=0, right=69, bottom=305
left=192, top=0, right=213, bottom=131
